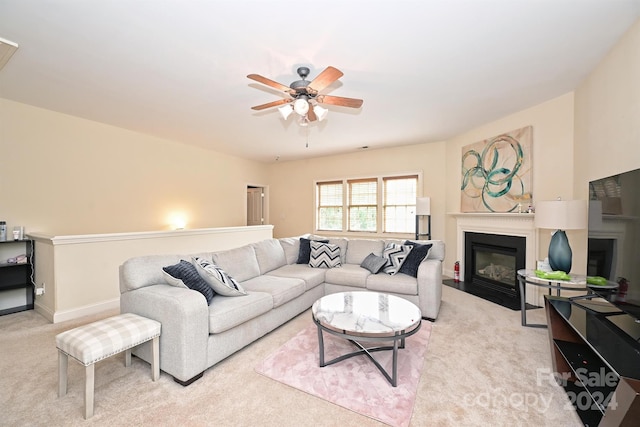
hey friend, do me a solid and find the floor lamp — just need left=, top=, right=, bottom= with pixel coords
left=415, top=197, right=431, bottom=240
left=534, top=199, right=587, bottom=274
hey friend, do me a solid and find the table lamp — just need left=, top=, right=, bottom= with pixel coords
left=534, top=198, right=587, bottom=273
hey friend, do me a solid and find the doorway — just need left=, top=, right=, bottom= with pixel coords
left=247, top=186, right=265, bottom=226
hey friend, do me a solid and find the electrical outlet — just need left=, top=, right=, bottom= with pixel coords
left=35, top=282, right=45, bottom=296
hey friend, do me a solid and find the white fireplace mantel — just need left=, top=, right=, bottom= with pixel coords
left=450, top=212, right=539, bottom=305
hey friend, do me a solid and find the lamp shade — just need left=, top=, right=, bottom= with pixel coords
left=534, top=199, right=587, bottom=230
left=278, top=104, right=293, bottom=120
left=313, top=104, right=328, bottom=121
left=416, top=197, right=431, bottom=215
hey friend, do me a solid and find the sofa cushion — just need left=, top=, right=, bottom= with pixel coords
left=192, top=257, right=247, bottom=297
left=398, top=241, right=433, bottom=277
left=328, top=238, right=348, bottom=265
left=212, top=245, right=260, bottom=282
left=208, top=292, right=273, bottom=334
left=360, top=253, right=387, bottom=274
left=366, top=272, right=418, bottom=296
left=162, top=260, right=215, bottom=304
left=325, top=264, right=370, bottom=288
left=296, top=237, right=329, bottom=264
left=427, top=240, right=446, bottom=261
left=279, top=237, right=301, bottom=265
left=382, top=243, right=413, bottom=275
left=309, top=241, right=342, bottom=268
left=345, top=239, right=384, bottom=265
left=266, top=264, right=326, bottom=292
left=120, top=253, right=210, bottom=292
left=240, top=275, right=306, bottom=308
left=252, top=239, right=287, bottom=274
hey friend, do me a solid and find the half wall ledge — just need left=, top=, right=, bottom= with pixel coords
left=29, top=225, right=274, bottom=323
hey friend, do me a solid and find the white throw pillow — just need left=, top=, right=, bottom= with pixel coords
left=192, top=257, right=247, bottom=297
left=382, top=243, right=413, bottom=275
left=309, top=241, right=341, bottom=268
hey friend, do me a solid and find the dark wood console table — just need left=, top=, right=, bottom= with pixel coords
left=545, top=295, right=640, bottom=426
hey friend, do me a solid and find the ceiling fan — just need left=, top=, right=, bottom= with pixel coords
left=247, top=66, right=363, bottom=124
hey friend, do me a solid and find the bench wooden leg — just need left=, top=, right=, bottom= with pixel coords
left=151, top=336, right=159, bottom=381
left=84, top=364, right=94, bottom=419
left=125, top=349, right=131, bottom=367
left=58, top=350, right=68, bottom=397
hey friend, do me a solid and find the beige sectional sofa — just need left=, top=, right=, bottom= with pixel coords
left=119, top=235, right=445, bottom=385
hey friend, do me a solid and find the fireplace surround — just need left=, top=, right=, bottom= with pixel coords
left=452, top=213, right=538, bottom=305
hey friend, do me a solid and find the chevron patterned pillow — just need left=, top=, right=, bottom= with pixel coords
left=382, top=243, right=414, bottom=275
left=309, top=241, right=342, bottom=268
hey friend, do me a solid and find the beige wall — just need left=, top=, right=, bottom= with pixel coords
left=267, top=142, right=447, bottom=239
left=443, top=93, right=579, bottom=274
left=0, top=99, right=269, bottom=235
left=574, top=20, right=640, bottom=188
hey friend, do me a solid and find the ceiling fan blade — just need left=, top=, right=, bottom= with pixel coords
left=250, top=99, right=291, bottom=111
left=247, top=74, right=293, bottom=93
left=307, top=66, right=344, bottom=93
left=316, top=95, right=363, bottom=108
left=307, top=102, right=317, bottom=121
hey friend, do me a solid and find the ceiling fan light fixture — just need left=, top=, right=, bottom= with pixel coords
left=293, top=97, right=309, bottom=116
left=278, top=104, right=293, bottom=120
left=313, top=104, right=328, bottom=122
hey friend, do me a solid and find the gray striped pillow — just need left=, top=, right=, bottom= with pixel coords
left=192, top=257, right=247, bottom=297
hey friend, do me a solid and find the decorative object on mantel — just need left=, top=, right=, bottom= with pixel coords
left=534, top=198, right=587, bottom=273
left=415, top=197, right=431, bottom=240
left=460, top=126, right=533, bottom=213
left=247, top=66, right=363, bottom=127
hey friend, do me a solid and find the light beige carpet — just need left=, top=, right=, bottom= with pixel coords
left=0, top=286, right=582, bottom=426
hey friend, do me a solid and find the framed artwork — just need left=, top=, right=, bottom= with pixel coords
left=461, top=126, right=533, bottom=213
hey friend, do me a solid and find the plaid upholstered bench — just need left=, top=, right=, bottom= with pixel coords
left=56, top=313, right=161, bottom=419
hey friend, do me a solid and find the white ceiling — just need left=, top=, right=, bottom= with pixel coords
left=1, top=1, right=639, bottom=163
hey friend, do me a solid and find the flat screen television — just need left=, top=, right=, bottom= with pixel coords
left=587, top=167, right=640, bottom=320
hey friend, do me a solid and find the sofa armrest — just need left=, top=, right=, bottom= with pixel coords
left=120, top=284, right=209, bottom=383
left=416, top=259, right=442, bottom=320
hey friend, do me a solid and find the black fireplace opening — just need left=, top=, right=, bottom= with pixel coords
left=453, top=232, right=527, bottom=310
left=587, top=238, right=615, bottom=279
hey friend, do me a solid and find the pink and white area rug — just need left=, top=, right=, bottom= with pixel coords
left=255, top=321, right=432, bottom=427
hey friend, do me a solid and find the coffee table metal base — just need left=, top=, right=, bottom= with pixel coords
left=312, top=316, right=421, bottom=387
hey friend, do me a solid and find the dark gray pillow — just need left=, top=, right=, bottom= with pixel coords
left=163, top=260, right=215, bottom=304
left=296, top=237, right=329, bottom=264
left=398, top=241, right=433, bottom=277
left=360, top=252, right=387, bottom=274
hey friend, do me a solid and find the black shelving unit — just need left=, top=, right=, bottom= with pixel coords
left=0, top=239, right=34, bottom=316
left=545, top=295, right=640, bottom=426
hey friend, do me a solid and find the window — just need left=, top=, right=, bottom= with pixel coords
left=315, top=174, right=420, bottom=234
left=316, top=181, right=343, bottom=231
left=383, top=176, right=417, bottom=233
left=348, top=178, right=377, bottom=232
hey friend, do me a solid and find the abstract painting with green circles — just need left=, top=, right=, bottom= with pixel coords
left=461, top=126, right=533, bottom=213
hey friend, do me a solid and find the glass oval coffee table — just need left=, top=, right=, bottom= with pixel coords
left=311, top=291, right=422, bottom=387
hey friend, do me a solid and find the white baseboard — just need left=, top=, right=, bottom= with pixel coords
left=49, top=298, right=120, bottom=324
left=34, top=301, right=55, bottom=323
